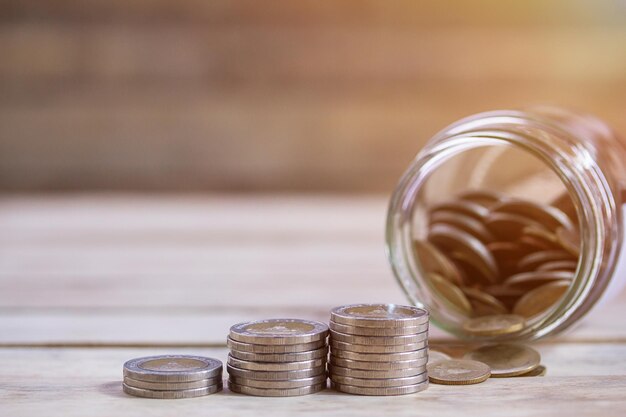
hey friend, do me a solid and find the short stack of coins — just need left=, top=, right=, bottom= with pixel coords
left=226, top=318, right=329, bottom=397
left=414, top=190, right=580, bottom=333
left=328, top=304, right=429, bottom=396
left=122, top=355, right=223, bottom=399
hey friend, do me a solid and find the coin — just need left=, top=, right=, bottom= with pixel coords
left=329, top=339, right=428, bottom=354
left=430, top=211, right=495, bottom=243
left=449, top=250, right=498, bottom=284
left=229, top=319, right=329, bottom=345
left=229, top=346, right=328, bottom=363
left=123, top=355, right=222, bottom=383
left=330, top=304, right=429, bottom=328
left=329, top=355, right=428, bottom=371
left=122, top=382, right=222, bottom=399
left=517, top=250, right=575, bottom=272
left=556, top=226, right=580, bottom=257
left=521, top=226, right=560, bottom=248
left=430, top=200, right=490, bottom=221
left=429, top=273, right=473, bottom=316
left=329, top=329, right=428, bottom=346
left=536, top=260, right=578, bottom=272
left=330, top=347, right=428, bottom=362
left=227, top=337, right=326, bottom=354
left=464, top=344, right=540, bottom=377
left=517, top=365, right=547, bottom=377
left=414, top=240, right=464, bottom=286
left=483, top=285, right=526, bottom=310
left=228, top=374, right=327, bottom=389
left=226, top=364, right=326, bottom=381
left=427, top=359, right=491, bottom=385
left=427, top=350, right=452, bottom=365
left=491, top=200, right=574, bottom=231
left=330, top=380, right=428, bottom=396
left=327, top=364, right=426, bottom=379
left=123, top=376, right=222, bottom=391
left=329, top=320, right=428, bottom=336
left=504, top=270, right=574, bottom=290
left=462, top=314, right=526, bottom=336
left=228, top=381, right=326, bottom=397
left=513, top=280, right=570, bottom=318
left=227, top=355, right=325, bottom=372
left=461, top=287, right=508, bottom=315
left=484, top=212, right=543, bottom=241
left=457, top=190, right=505, bottom=207
left=330, top=372, right=428, bottom=388
left=428, top=224, right=499, bottom=281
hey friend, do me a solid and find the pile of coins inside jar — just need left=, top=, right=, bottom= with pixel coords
left=415, top=190, right=580, bottom=334
left=226, top=319, right=329, bottom=397
left=328, top=304, right=430, bottom=396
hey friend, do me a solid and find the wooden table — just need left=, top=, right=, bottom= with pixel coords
left=2, top=194, right=626, bottom=416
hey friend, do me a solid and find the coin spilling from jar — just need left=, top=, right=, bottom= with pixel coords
left=415, top=190, right=580, bottom=335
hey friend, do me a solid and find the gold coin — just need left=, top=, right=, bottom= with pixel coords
left=330, top=347, right=427, bottom=362
left=517, top=365, right=547, bottom=377
left=462, top=314, right=526, bottom=336
left=329, top=339, right=428, bottom=354
left=518, top=234, right=556, bottom=252
left=427, top=359, right=490, bottom=385
left=229, top=346, right=327, bottom=363
left=430, top=211, right=495, bottom=243
left=536, top=260, right=578, bottom=272
left=228, top=380, right=325, bottom=397
left=517, top=250, right=575, bottom=272
left=226, top=364, right=325, bottom=381
left=123, top=376, right=222, bottom=391
left=449, top=250, right=498, bottom=284
left=513, top=280, right=570, bottom=318
left=427, top=350, right=452, bottom=365
left=329, top=329, right=428, bottom=346
left=228, top=374, right=327, bottom=389
left=491, top=200, right=574, bottom=231
left=330, top=380, right=428, bottom=396
left=227, top=355, right=325, bottom=372
left=226, top=337, right=326, bottom=354
left=429, top=200, right=490, bottom=221
left=556, top=227, right=580, bottom=257
left=503, top=270, right=574, bottom=290
left=461, top=287, right=508, bottom=316
left=463, top=344, right=540, bottom=377
left=122, top=383, right=222, bottom=399
left=456, top=190, right=505, bottom=207
left=428, top=224, right=499, bottom=282
left=484, top=212, right=543, bottom=241
left=328, top=364, right=427, bottom=379
left=229, top=319, right=328, bottom=345
left=429, top=272, right=472, bottom=316
left=330, top=303, right=429, bottom=328
left=330, top=372, right=427, bottom=388
left=521, top=226, right=560, bottom=248
left=329, top=320, right=428, bottom=336
left=329, top=355, right=428, bottom=371
left=414, top=240, right=464, bottom=286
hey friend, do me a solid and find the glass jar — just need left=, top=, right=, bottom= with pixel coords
left=386, top=107, right=626, bottom=341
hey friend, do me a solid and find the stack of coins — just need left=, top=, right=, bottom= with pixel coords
left=414, top=190, right=580, bottom=332
left=226, top=318, right=329, bottom=397
left=328, top=304, right=429, bottom=396
left=122, top=355, right=223, bottom=399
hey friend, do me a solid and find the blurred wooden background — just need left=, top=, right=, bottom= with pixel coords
left=1, top=0, right=626, bottom=192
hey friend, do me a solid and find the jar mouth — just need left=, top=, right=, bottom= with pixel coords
left=386, top=113, right=620, bottom=341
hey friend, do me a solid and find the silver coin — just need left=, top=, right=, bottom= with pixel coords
left=330, top=380, right=428, bottom=396
left=123, top=376, right=222, bottom=391
left=330, top=347, right=427, bottom=362
left=227, top=337, right=326, bottom=354
left=330, top=372, right=428, bottom=388
left=329, top=355, right=427, bottom=370
left=330, top=339, right=428, bottom=353
left=229, top=319, right=329, bottom=345
left=330, top=329, right=428, bottom=346
left=229, top=346, right=327, bottom=363
left=226, top=364, right=326, bottom=381
left=228, top=374, right=327, bottom=389
left=122, top=382, right=222, bottom=399
left=227, top=355, right=325, bottom=371
left=228, top=381, right=326, bottom=397
left=328, top=363, right=426, bottom=379
left=330, top=304, right=429, bottom=328
left=123, top=355, right=222, bottom=383
left=329, top=320, right=428, bottom=336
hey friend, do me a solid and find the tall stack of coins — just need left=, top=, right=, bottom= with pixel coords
left=328, top=304, right=429, bottom=396
left=415, top=190, right=580, bottom=333
left=122, top=355, right=223, bottom=399
left=226, top=319, right=329, bottom=397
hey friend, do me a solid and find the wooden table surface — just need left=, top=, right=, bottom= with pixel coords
left=2, top=194, right=626, bottom=416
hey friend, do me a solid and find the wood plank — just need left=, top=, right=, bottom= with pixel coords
left=1, top=347, right=626, bottom=417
